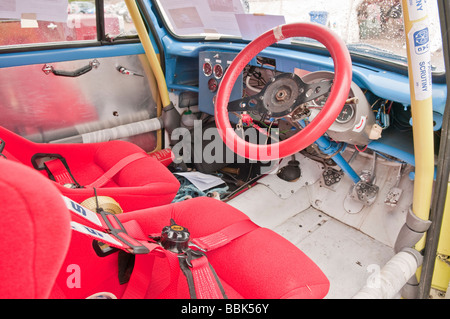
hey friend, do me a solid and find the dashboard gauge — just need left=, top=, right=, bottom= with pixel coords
left=203, top=62, right=213, bottom=76
left=208, top=78, right=218, bottom=92
left=213, top=64, right=224, bottom=79
left=336, top=104, right=355, bottom=124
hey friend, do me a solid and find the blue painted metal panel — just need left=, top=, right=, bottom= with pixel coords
left=198, top=51, right=242, bottom=117
left=160, top=37, right=447, bottom=118
left=0, top=43, right=145, bottom=68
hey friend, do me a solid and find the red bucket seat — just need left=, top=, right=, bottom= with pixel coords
left=0, top=160, right=72, bottom=298
left=0, top=126, right=179, bottom=211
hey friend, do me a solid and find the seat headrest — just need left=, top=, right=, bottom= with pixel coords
left=0, top=159, right=71, bottom=298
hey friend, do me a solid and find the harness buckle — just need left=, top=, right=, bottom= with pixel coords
left=188, top=241, right=207, bottom=253
left=31, top=153, right=83, bottom=188
left=179, top=248, right=206, bottom=268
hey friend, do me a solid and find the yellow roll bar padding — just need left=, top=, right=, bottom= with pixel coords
left=431, top=183, right=450, bottom=290
left=138, top=54, right=162, bottom=151
left=401, top=0, right=435, bottom=250
left=124, top=0, right=171, bottom=108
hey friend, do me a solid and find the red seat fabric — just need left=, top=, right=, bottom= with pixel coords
left=53, top=197, right=330, bottom=299
left=0, top=157, right=329, bottom=299
left=0, top=126, right=180, bottom=211
left=0, top=159, right=72, bottom=299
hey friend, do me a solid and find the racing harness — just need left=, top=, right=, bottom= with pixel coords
left=65, top=195, right=259, bottom=299
left=32, top=152, right=147, bottom=189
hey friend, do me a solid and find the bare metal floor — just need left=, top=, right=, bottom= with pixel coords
left=228, top=151, right=411, bottom=298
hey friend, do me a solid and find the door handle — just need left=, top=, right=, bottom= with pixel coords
left=42, top=59, right=100, bottom=77
left=117, top=66, right=143, bottom=77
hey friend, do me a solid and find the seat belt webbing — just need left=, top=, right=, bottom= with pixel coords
left=122, top=220, right=258, bottom=299
left=189, top=256, right=226, bottom=299
left=44, top=152, right=147, bottom=188
left=191, top=219, right=259, bottom=251
left=64, top=195, right=153, bottom=254
left=64, top=195, right=258, bottom=299
left=44, top=158, right=78, bottom=186
left=87, top=152, right=147, bottom=188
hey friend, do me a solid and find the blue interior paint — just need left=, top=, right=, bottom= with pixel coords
left=0, top=43, right=145, bottom=69
left=160, top=37, right=447, bottom=120
left=1, top=0, right=445, bottom=168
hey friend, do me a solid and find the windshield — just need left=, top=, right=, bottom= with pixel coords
left=156, top=0, right=444, bottom=73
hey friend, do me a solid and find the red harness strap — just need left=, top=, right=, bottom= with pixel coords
left=191, top=219, right=259, bottom=251
left=183, top=253, right=226, bottom=299
left=64, top=195, right=154, bottom=254
left=191, top=257, right=222, bottom=298
left=181, top=219, right=259, bottom=299
left=45, top=158, right=80, bottom=187
left=124, top=219, right=259, bottom=299
left=86, top=152, right=147, bottom=188
left=64, top=195, right=259, bottom=299
left=44, top=152, right=147, bottom=188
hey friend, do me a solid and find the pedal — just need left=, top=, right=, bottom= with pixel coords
left=385, top=187, right=403, bottom=207
left=351, top=180, right=379, bottom=206
left=322, top=167, right=342, bottom=187
left=385, top=164, right=405, bottom=207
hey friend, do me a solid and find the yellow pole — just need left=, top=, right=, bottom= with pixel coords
left=401, top=0, right=435, bottom=250
left=124, top=0, right=171, bottom=108
left=138, top=54, right=163, bottom=151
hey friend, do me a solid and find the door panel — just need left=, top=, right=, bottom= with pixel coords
left=0, top=53, right=159, bottom=152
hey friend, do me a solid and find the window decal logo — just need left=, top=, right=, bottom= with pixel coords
left=413, top=27, right=430, bottom=55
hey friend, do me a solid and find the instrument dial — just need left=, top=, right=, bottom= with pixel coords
left=203, top=62, right=213, bottom=76
left=336, top=104, right=355, bottom=124
left=208, top=78, right=218, bottom=92
left=213, top=64, right=224, bottom=79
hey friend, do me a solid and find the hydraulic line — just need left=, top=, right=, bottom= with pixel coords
left=315, top=136, right=361, bottom=184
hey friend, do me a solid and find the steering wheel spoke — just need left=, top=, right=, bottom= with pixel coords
left=227, top=95, right=264, bottom=113
left=298, top=78, right=333, bottom=105
left=229, top=73, right=332, bottom=119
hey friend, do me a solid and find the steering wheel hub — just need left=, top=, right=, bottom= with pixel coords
left=264, top=74, right=300, bottom=117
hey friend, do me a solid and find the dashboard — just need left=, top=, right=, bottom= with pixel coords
left=199, top=51, right=242, bottom=117
left=198, top=50, right=383, bottom=147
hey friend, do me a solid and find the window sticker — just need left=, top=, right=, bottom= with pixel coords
left=159, top=0, right=244, bottom=36
left=407, top=0, right=428, bottom=21
left=0, top=0, right=68, bottom=23
left=408, top=20, right=432, bottom=101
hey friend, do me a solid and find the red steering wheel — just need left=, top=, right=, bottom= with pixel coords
left=214, top=23, right=352, bottom=161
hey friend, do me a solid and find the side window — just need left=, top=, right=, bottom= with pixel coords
left=0, top=0, right=136, bottom=48
left=104, top=0, right=137, bottom=39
